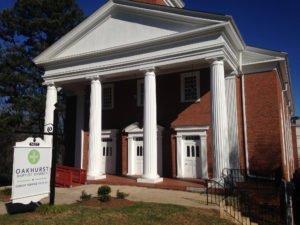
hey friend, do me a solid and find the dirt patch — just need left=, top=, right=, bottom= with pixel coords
left=0, top=193, right=10, bottom=202
left=79, top=197, right=134, bottom=208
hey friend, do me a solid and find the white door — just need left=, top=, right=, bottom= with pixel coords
left=102, top=138, right=116, bottom=174
left=134, top=137, right=143, bottom=175
left=184, top=136, right=201, bottom=178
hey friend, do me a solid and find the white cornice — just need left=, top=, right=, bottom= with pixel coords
left=34, top=0, right=245, bottom=65
left=163, top=0, right=185, bottom=8
left=241, top=46, right=294, bottom=115
left=39, top=23, right=226, bottom=67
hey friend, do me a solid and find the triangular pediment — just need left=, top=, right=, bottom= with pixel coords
left=34, top=0, right=226, bottom=64
left=56, top=11, right=204, bottom=59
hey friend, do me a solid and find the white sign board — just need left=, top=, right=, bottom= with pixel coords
left=11, top=137, right=52, bottom=204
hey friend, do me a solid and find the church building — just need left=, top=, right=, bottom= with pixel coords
left=34, top=0, right=297, bottom=183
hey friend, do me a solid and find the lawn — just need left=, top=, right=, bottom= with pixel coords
left=0, top=201, right=234, bottom=225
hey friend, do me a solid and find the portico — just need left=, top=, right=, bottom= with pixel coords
left=35, top=0, right=244, bottom=182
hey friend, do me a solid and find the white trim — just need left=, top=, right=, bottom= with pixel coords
left=124, top=122, right=164, bottom=135
left=101, top=129, right=119, bottom=175
left=174, top=126, right=209, bottom=179
left=34, top=0, right=244, bottom=65
left=163, top=0, right=185, bottom=8
left=124, top=122, right=163, bottom=176
left=102, top=129, right=118, bottom=138
left=241, top=73, right=249, bottom=172
left=174, top=126, right=209, bottom=132
left=75, top=93, right=85, bottom=169
left=180, top=71, right=201, bottom=103
left=102, top=83, right=114, bottom=110
left=137, top=79, right=144, bottom=107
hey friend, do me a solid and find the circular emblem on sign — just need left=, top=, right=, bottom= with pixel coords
left=28, top=149, right=40, bottom=165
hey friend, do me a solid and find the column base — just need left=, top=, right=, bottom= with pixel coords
left=137, top=177, right=163, bottom=184
left=87, top=174, right=106, bottom=181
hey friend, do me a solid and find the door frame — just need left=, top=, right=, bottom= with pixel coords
left=124, top=122, right=163, bottom=176
left=102, top=129, right=118, bottom=174
left=175, top=126, right=209, bottom=179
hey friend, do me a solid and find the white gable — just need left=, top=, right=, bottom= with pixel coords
left=34, top=0, right=225, bottom=64
left=56, top=11, right=201, bottom=59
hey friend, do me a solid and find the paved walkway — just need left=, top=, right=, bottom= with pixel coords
left=87, top=175, right=206, bottom=192
left=0, top=184, right=216, bottom=215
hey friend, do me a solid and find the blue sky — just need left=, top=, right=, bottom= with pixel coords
left=1, top=0, right=299, bottom=115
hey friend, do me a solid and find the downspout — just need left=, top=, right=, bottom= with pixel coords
left=241, top=71, right=250, bottom=173
left=239, top=52, right=250, bottom=175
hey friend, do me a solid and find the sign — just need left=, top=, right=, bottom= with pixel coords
left=11, top=137, right=52, bottom=204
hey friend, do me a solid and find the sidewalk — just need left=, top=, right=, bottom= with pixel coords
left=0, top=184, right=216, bottom=215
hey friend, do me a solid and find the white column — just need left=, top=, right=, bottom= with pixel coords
left=127, top=136, right=136, bottom=175
left=137, top=69, right=163, bottom=183
left=200, top=135, right=208, bottom=179
left=87, top=77, right=105, bottom=180
left=211, top=60, right=230, bottom=179
left=74, top=92, right=85, bottom=169
left=176, top=135, right=184, bottom=178
left=44, top=84, right=57, bottom=145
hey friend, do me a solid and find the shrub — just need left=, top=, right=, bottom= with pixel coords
left=98, top=185, right=111, bottom=202
left=98, top=185, right=111, bottom=196
left=36, top=204, right=69, bottom=215
left=80, top=190, right=91, bottom=201
left=99, top=194, right=111, bottom=202
left=116, top=190, right=129, bottom=199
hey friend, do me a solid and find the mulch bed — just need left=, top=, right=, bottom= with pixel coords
left=0, top=193, right=10, bottom=203
left=79, top=197, right=134, bottom=208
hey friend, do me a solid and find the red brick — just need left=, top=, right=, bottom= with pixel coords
left=244, top=71, right=283, bottom=174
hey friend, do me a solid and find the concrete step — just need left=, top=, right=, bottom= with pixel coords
left=186, top=186, right=206, bottom=193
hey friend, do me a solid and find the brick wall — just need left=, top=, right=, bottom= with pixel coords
left=82, top=68, right=212, bottom=178
left=78, top=68, right=290, bottom=179
left=244, top=71, right=283, bottom=174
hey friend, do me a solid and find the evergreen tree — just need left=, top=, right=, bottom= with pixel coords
left=0, top=0, right=84, bottom=184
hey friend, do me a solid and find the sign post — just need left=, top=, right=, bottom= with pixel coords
left=11, top=137, right=52, bottom=204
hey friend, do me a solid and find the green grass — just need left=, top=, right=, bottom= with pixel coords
left=0, top=202, right=234, bottom=225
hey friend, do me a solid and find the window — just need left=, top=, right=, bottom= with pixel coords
left=187, top=146, right=190, bottom=157
left=137, top=80, right=144, bottom=107
left=181, top=71, right=200, bottom=102
left=137, top=146, right=143, bottom=156
left=102, top=84, right=114, bottom=109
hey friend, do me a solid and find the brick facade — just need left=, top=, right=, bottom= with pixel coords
left=72, top=68, right=295, bottom=180
left=244, top=71, right=284, bottom=175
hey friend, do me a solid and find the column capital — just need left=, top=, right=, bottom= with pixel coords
left=43, top=81, right=62, bottom=92
left=205, top=56, right=225, bottom=65
left=86, top=75, right=102, bottom=82
left=139, top=66, right=157, bottom=74
left=210, top=59, right=224, bottom=67
left=43, top=81, right=55, bottom=87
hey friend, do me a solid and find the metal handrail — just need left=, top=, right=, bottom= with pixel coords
left=206, top=168, right=285, bottom=225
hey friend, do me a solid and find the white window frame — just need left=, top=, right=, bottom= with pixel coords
left=180, top=71, right=201, bottom=103
left=137, top=79, right=144, bottom=107
left=102, top=83, right=114, bottom=110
